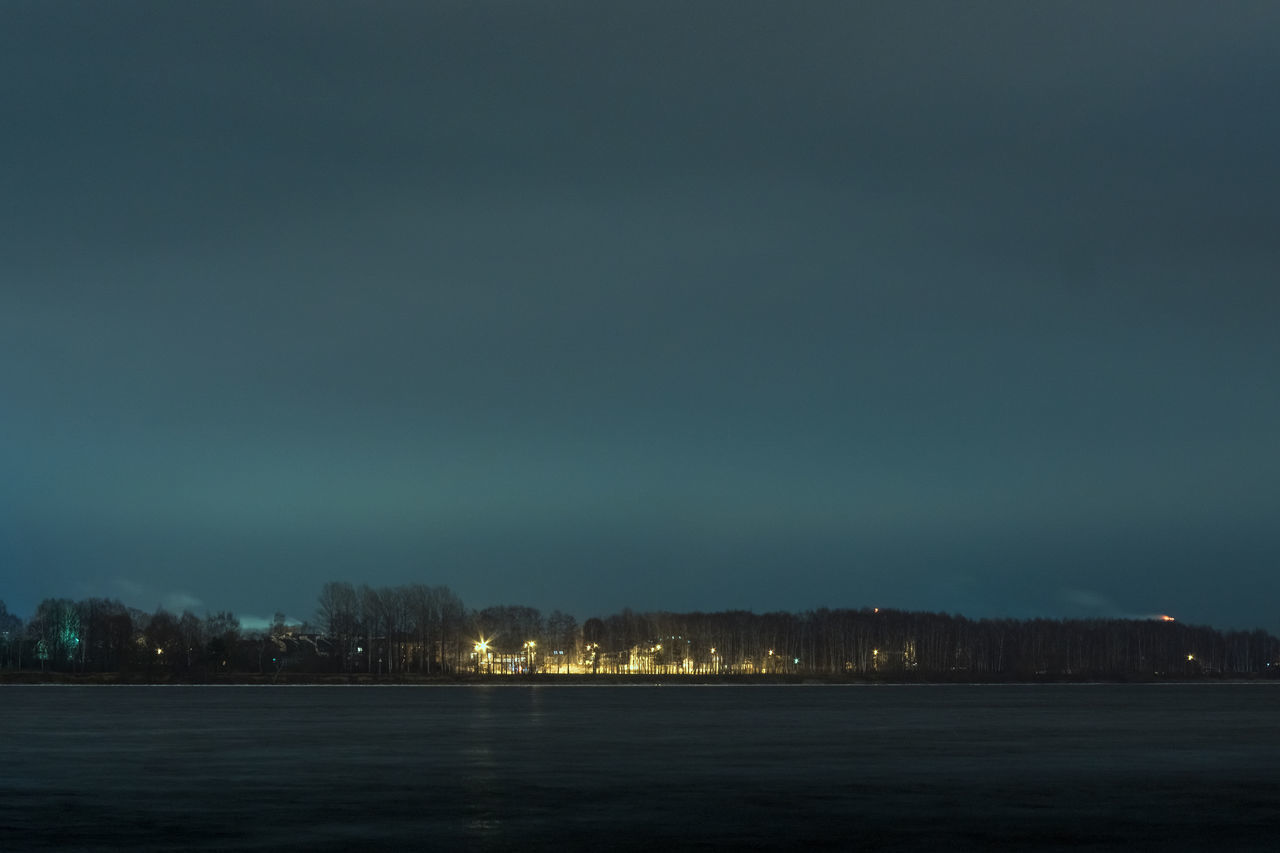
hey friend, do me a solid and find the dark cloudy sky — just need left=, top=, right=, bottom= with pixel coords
left=3, top=2, right=1278, bottom=632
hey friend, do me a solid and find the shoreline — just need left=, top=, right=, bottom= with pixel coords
left=3, top=671, right=1275, bottom=686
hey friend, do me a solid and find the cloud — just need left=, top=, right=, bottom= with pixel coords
left=1062, top=590, right=1119, bottom=614
left=109, top=578, right=152, bottom=604
left=108, top=578, right=204, bottom=615
left=2, top=4, right=1277, bottom=636
left=162, top=592, right=205, bottom=614
left=238, top=613, right=302, bottom=633
left=1062, top=591, right=1181, bottom=623
left=238, top=615, right=273, bottom=633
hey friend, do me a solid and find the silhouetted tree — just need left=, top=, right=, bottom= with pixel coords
left=316, top=581, right=360, bottom=672
left=145, top=610, right=182, bottom=674
left=0, top=600, right=22, bottom=669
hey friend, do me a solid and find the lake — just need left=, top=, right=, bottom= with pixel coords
left=2, top=684, right=1278, bottom=850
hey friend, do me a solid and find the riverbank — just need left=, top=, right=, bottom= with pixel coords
left=2, top=670, right=1275, bottom=686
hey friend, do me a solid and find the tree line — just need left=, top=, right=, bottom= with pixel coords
left=1, top=588, right=1277, bottom=679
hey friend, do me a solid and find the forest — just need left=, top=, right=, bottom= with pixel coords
left=1, top=583, right=1277, bottom=681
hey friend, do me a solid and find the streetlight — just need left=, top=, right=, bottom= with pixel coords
left=523, top=640, right=536, bottom=673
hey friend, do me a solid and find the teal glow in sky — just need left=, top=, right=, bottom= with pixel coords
left=2, top=2, right=1278, bottom=631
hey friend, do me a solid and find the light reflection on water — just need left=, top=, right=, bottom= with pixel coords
left=2, top=684, right=1279, bottom=851
left=463, top=687, right=501, bottom=841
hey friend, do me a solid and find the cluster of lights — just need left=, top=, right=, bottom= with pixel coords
left=459, top=639, right=812, bottom=676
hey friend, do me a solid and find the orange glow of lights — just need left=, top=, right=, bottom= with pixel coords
left=1159, top=615, right=1176, bottom=622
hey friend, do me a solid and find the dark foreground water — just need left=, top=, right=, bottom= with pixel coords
left=2, top=684, right=1279, bottom=851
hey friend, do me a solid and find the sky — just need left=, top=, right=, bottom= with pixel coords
left=2, top=2, right=1278, bottom=633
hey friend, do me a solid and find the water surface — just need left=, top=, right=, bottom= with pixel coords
left=3, top=684, right=1278, bottom=850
